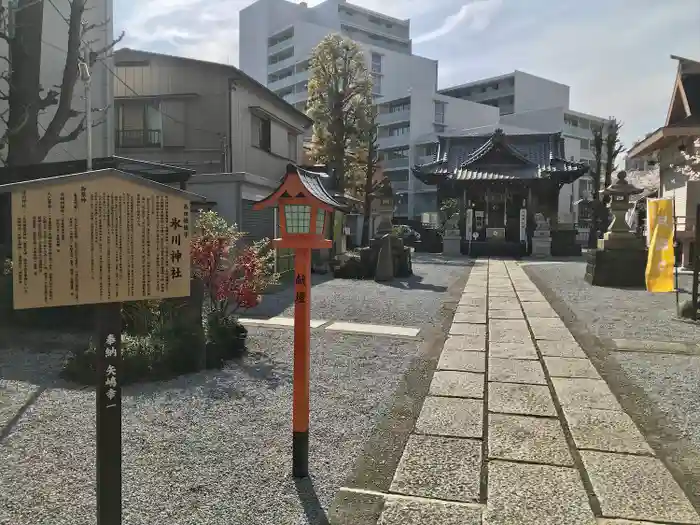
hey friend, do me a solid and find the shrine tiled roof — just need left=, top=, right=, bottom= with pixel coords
left=413, top=129, right=588, bottom=185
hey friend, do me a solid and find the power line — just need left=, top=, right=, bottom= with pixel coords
left=103, top=63, right=223, bottom=137
left=43, top=0, right=70, bottom=26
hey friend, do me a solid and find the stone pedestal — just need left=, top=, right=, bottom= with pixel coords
left=584, top=241, right=648, bottom=288
left=584, top=171, right=646, bottom=288
left=531, top=214, right=551, bottom=257
left=443, top=231, right=461, bottom=256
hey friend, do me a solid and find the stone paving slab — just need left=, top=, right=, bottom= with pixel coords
left=544, top=356, right=601, bottom=379
left=489, top=342, right=538, bottom=360
left=488, top=309, right=524, bottom=319
left=453, top=312, right=487, bottom=324
left=456, top=305, right=486, bottom=316
left=485, top=461, right=596, bottom=525
left=438, top=349, right=486, bottom=373
left=488, top=382, right=557, bottom=416
left=516, top=293, right=546, bottom=303
left=443, top=336, right=486, bottom=352
left=450, top=323, right=487, bottom=337
left=489, top=357, right=546, bottom=385
left=552, top=378, right=623, bottom=412
left=429, top=371, right=484, bottom=399
left=581, top=451, right=700, bottom=524
left=390, top=435, right=482, bottom=502
left=488, top=414, right=573, bottom=466
left=529, top=318, right=577, bottom=342
left=459, top=297, right=487, bottom=308
left=378, top=498, right=482, bottom=525
left=522, top=302, right=559, bottom=318
left=537, top=340, right=588, bottom=358
left=488, top=300, right=522, bottom=310
left=488, top=320, right=531, bottom=343
left=414, top=396, right=483, bottom=438
left=564, top=409, right=654, bottom=455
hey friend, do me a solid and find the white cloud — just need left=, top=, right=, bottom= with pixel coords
left=414, top=0, right=503, bottom=44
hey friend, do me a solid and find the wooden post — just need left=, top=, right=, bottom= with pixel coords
left=292, top=247, right=311, bottom=478
left=95, top=302, right=123, bottom=525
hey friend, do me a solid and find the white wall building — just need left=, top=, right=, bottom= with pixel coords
left=377, top=90, right=499, bottom=217
left=239, top=0, right=437, bottom=111
left=441, top=71, right=610, bottom=226
left=0, top=0, right=114, bottom=163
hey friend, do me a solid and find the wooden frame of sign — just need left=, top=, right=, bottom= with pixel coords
left=0, top=168, right=205, bottom=525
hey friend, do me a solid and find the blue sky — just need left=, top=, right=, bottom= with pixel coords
left=115, top=0, right=700, bottom=150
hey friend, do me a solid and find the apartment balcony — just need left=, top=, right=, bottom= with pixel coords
left=268, top=38, right=294, bottom=56
left=378, top=134, right=410, bottom=149
left=268, top=54, right=296, bottom=74
left=390, top=180, right=409, bottom=192
left=417, top=155, right=436, bottom=165
left=377, top=109, right=410, bottom=126
left=381, top=157, right=409, bottom=170
left=115, top=129, right=161, bottom=149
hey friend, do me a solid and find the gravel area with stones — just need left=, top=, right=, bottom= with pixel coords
left=523, top=260, right=700, bottom=343
left=246, top=254, right=471, bottom=327
left=613, top=352, right=700, bottom=452
left=0, top=327, right=423, bottom=525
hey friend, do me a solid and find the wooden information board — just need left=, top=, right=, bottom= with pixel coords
left=6, top=169, right=194, bottom=309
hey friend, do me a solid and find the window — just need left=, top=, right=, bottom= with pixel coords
left=252, top=114, right=271, bottom=152
left=389, top=101, right=410, bottom=113
left=434, top=124, right=446, bottom=133
left=371, top=52, right=382, bottom=73
left=371, top=73, right=382, bottom=95
left=115, top=100, right=162, bottom=148
left=389, top=125, right=409, bottom=137
left=434, top=101, right=445, bottom=124
left=385, top=147, right=409, bottom=160
left=288, top=132, right=298, bottom=161
left=580, top=138, right=590, bottom=150
left=388, top=171, right=409, bottom=182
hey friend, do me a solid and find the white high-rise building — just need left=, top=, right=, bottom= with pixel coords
left=441, top=71, right=611, bottom=226
left=239, top=0, right=438, bottom=111
left=239, top=0, right=504, bottom=218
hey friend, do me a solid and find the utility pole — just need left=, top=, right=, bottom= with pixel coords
left=79, top=42, right=92, bottom=170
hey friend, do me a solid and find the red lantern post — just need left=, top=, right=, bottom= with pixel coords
left=253, top=164, right=342, bottom=478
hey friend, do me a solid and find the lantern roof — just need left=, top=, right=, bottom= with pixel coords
left=603, top=171, right=643, bottom=198
left=253, top=163, right=343, bottom=210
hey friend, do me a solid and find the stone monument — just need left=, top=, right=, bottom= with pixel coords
left=585, top=171, right=646, bottom=287
left=374, top=234, right=394, bottom=282
left=442, top=213, right=461, bottom=256
left=531, top=213, right=551, bottom=257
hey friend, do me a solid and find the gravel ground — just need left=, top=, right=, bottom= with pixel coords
left=612, top=352, right=700, bottom=451
left=0, top=327, right=421, bottom=525
left=246, top=254, right=471, bottom=327
left=523, top=260, right=700, bottom=343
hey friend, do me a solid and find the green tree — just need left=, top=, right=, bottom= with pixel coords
left=306, top=34, right=373, bottom=194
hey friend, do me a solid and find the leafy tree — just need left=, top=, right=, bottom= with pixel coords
left=604, top=118, right=625, bottom=187
left=350, top=106, right=390, bottom=245
left=306, top=34, right=373, bottom=194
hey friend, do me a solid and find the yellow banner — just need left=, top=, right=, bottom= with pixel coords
left=645, top=198, right=675, bottom=293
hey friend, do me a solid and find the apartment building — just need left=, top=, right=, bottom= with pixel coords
left=377, top=91, right=499, bottom=217
left=239, top=0, right=437, bottom=111
left=441, top=71, right=609, bottom=226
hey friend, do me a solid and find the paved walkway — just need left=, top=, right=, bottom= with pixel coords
left=374, top=259, right=700, bottom=525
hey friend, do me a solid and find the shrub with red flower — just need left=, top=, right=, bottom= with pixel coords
left=190, top=210, right=278, bottom=318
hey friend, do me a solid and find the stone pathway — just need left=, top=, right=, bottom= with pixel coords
left=375, top=259, right=700, bottom=525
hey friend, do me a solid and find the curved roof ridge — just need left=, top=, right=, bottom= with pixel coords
left=460, top=128, right=536, bottom=167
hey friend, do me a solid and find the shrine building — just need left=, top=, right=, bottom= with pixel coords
left=412, top=128, right=590, bottom=256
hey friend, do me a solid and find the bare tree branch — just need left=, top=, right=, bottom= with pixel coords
left=89, top=30, right=124, bottom=65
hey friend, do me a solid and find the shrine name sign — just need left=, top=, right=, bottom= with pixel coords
left=0, top=168, right=203, bottom=310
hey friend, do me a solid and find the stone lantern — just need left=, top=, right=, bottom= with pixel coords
left=585, top=171, right=647, bottom=287
left=601, top=171, right=643, bottom=248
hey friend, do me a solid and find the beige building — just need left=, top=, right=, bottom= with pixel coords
left=113, top=48, right=312, bottom=241
left=628, top=54, right=700, bottom=268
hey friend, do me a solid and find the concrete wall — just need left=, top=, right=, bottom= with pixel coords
left=0, top=0, right=114, bottom=163
left=229, top=85, right=309, bottom=181
left=513, top=71, right=570, bottom=114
